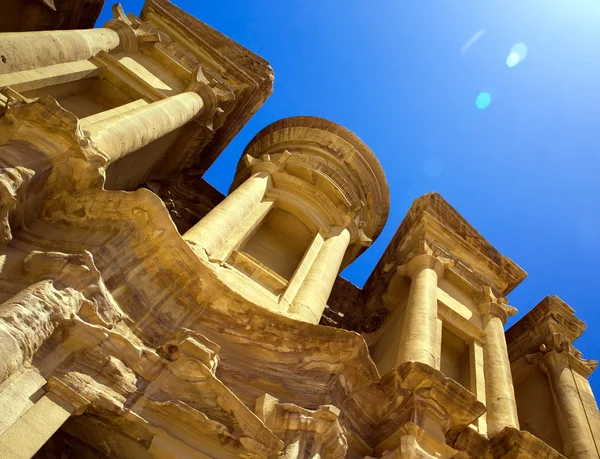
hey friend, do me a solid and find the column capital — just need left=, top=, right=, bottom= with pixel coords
left=396, top=253, right=448, bottom=279
left=475, top=286, right=517, bottom=325
left=45, top=377, right=91, bottom=415
left=104, top=4, right=161, bottom=53
left=526, top=332, right=598, bottom=378
left=244, top=150, right=291, bottom=175
left=343, top=212, right=372, bottom=247
left=478, top=302, right=517, bottom=325
left=187, top=66, right=236, bottom=131
left=396, top=237, right=453, bottom=279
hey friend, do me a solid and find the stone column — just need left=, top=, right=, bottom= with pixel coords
left=184, top=172, right=272, bottom=260
left=477, top=291, right=520, bottom=437
left=289, top=226, right=351, bottom=324
left=531, top=344, right=598, bottom=459
left=395, top=253, right=445, bottom=367
left=0, top=29, right=122, bottom=74
left=86, top=91, right=206, bottom=162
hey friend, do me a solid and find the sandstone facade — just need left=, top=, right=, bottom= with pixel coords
left=0, top=1, right=598, bottom=458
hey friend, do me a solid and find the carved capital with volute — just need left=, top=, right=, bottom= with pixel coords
left=104, top=4, right=162, bottom=53
left=475, top=286, right=517, bottom=325
left=186, top=66, right=236, bottom=131
left=396, top=238, right=452, bottom=280
left=526, top=332, right=598, bottom=378
left=244, top=150, right=291, bottom=175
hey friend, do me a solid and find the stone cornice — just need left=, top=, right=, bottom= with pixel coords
left=45, top=377, right=91, bottom=416
left=507, top=296, right=585, bottom=342
left=395, top=237, right=453, bottom=279
left=256, top=394, right=347, bottom=458
left=139, top=0, right=274, bottom=176
left=362, top=194, right=526, bottom=321
left=525, top=333, right=598, bottom=379
left=506, top=296, right=587, bottom=364
left=342, top=361, right=486, bottom=449
left=489, top=427, right=565, bottom=459
left=232, top=116, right=390, bottom=246
left=230, top=117, right=389, bottom=267
left=391, top=362, right=486, bottom=428
left=396, top=253, right=447, bottom=279
left=417, top=213, right=525, bottom=296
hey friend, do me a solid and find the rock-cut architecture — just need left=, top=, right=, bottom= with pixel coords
left=0, top=1, right=598, bottom=458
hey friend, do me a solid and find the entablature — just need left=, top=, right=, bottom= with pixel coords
left=507, top=296, right=595, bottom=385
left=362, top=193, right=526, bottom=318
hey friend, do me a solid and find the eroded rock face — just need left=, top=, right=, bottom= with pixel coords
left=0, top=162, right=571, bottom=458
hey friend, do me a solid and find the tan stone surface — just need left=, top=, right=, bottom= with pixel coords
left=476, top=287, right=520, bottom=436
left=508, top=297, right=600, bottom=458
left=0, top=1, right=598, bottom=458
left=0, top=392, right=75, bottom=458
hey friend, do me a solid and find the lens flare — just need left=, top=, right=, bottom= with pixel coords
left=506, top=43, right=528, bottom=67
left=475, top=92, right=492, bottom=109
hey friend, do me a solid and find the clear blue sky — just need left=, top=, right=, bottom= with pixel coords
left=97, top=1, right=600, bottom=392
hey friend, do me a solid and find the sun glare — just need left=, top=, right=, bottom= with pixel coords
left=476, top=92, right=492, bottom=109
left=506, top=43, right=528, bottom=68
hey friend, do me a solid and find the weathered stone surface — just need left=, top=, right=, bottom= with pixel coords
left=507, top=297, right=599, bottom=458
left=0, top=1, right=599, bottom=458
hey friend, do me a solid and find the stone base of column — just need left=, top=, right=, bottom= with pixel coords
left=373, top=423, right=459, bottom=459
left=0, top=392, right=74, bottom=458
left=149, top=433, right=213, bottom=459
left=446, top=426, right=491, bottom=458
left=0, top=370, right=47, bottom=438
left=489, top=427, right=565, bottom=459
left=255, top=394, right=347, bottom=458
left=344, top=362, right=486, bottom=458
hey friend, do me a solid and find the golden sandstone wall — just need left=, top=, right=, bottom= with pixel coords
left=0, top=1, right=599, bottom=458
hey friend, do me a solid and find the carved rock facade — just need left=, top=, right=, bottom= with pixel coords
left=0, top=1, right=598, bottom=458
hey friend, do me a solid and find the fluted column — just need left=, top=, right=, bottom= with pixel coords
left=184, top=172, right=272, bottom=260
left=0, top=29, right=121, bottom=74
left=477, top=291, right=520, bottom=436
left=86, top=91, right=206, bottom=162
left=289, top=226, right=351, bottom=324
left=528, top=340, right=599, bottom=459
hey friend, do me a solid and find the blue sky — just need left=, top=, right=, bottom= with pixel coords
left=97, top=1, right=600, bottom=392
